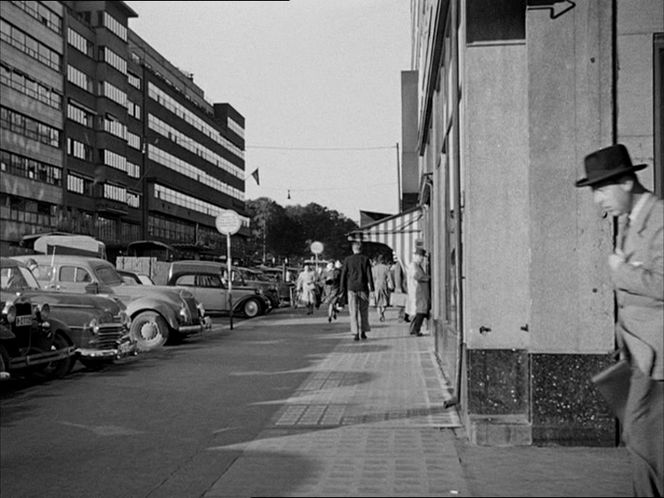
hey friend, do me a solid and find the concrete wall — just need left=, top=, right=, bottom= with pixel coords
left=616, top=0, right=663, bottom=190
left=464, top=43, right=530, bottom=351
left=528, top=0, right=615, bottom=354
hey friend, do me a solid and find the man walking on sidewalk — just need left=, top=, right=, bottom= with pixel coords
left=575, top=143, right=663, bottom=497
left=340, top=241, right=374, bottom=341
left=406, top=247, right=431, bottom=337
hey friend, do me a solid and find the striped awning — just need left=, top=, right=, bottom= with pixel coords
left=347, top=206, right=423, bottom=267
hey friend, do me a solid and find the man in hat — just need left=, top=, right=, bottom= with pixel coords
left=576, top=143, right=663, bottom=497
left=340, top=241, right=374, bottom=341
left=406, top=247, right=431, bottom=337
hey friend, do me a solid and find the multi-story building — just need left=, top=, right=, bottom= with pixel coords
left=1, top=0, right=248, bottom=260
left=406, top=0, right=662, bottom=447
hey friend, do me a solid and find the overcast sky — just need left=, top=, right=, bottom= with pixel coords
left=128, top=0, right=413, bottom=223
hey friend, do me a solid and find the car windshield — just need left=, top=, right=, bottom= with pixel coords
left=94, top=265, right=124, bottom=286
left=1, top=265, right=41, bottom=291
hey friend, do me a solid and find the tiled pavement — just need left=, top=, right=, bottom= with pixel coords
left=204, top=308, right=633, bottom=497
left=205, top=309, right=467, bottom=497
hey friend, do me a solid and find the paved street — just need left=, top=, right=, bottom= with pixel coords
left=1, top=306, right=632, bottom=497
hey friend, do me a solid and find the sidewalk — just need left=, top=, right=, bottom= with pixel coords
left=204, top=307, right=632, bottom=497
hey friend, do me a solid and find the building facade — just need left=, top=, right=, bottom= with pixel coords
left=409, top=0, right=662, bottom=445
left=1, top=0, right=248, bottom=260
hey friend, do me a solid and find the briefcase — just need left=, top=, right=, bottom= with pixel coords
left=591, top=359, right=632, bottom=424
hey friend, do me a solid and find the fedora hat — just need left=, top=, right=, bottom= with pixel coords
left=414, top=248, right=426, bottom=257
left=575, top=144, right=647, bottom=188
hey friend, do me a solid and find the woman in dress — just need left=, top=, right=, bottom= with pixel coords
left=296, top=265, right=317, bottom=315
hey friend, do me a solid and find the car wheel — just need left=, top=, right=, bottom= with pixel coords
left=130, top=311, right=169, bottom=352
left=242, top=299, right=261, bottom=318
left=34, top=332, right=74, bottom=380
left=0, top=344, right=10, bottom=381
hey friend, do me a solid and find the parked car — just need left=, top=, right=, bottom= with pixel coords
left=1, top=268, right=76, bottom=380
left=13, top=255, right=211, bottom=352
left=234, top=267, right=280, bottom=309
left=1, top=257, right=135, bottom=370
left=166, top=260, right=272, bottom=318
left=117, top=269, right=155, bottom=286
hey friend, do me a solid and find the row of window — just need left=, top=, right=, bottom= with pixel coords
left=67, top=64, right=93, bottom=92
left=154, top=183, right=241, bottom=220
left=102, top=149, right=140, bottom=178
left=0, top=106, right=60, bottom=148
left=67, top=102, right=95, bottom=127
left=1, top=194, right=58, bottom=228
left=101, top=46, right=127, bottom=75
left=148, top=113, right=243, bottom=179
left=100, top=80, right=127, bottom=107
left=102, top=12, right=127, bottom=42
left=0, top=62, right=62, bottom=109
left=128, top=72, right=141, bottom=89
left=0, top=149, right=63, bottom=186
left=67, top=27, right=92, bottom=57
left=66, top=137, right=93, bottom=161
left=148, top=144, right=244, bottom=201
left=227, top=116, right=245, bottom=138
left=0, top=19, right=61, bottom=71
left=148, top=82, right=245, bottom=160
left=10, top=1, right=62, bottom=34
left=148, top=212, right=196, bottom=244
left=103, top=115, right=126, bottom=139
left=127, top=130, right=140, bottom=150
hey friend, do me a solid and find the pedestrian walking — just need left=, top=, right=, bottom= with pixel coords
left=296, top=264, right=318, bottom=315
left=389, top=256, right=409, bottom=322
left=340, top=241, right=374, bottom=341
left=575, top=143, right=663, bottom=497
left=321, top=260, right=343, bottom=322
left=371, top=254, right=392, bottom=321
left=406, top=247, right=430, bottom=337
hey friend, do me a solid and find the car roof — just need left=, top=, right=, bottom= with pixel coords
left=170, top=260, right=226, bottom=270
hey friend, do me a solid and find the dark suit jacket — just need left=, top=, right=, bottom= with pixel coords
left=340, top=253, right=374, bottom=294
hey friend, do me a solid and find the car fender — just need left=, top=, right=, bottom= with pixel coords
left=46, top=317, right=75, bottom=347
left=124, top=298, right=179, bottom=331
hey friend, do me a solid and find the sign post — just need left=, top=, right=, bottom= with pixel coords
left=310, top=241, right=324, bottom=272
left=215, top=210, right=242, bottom=330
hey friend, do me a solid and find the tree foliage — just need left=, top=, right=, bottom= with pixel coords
left=245, top=197, right=358, bottom=265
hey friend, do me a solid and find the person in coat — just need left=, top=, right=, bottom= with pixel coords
left=321, top=260, right=343, bottom=322
left=340, top=241, right=374, bottom=341
left=575, top=143, right=663, bottom=497
left=296, top=265, right=318, bottom=315
left=371, top=254, right=392, bottom=322
left=406, top=247, right=430, bottom=336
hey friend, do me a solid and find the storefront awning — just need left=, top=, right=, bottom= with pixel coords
left=346, top=206, right=423, bottom=267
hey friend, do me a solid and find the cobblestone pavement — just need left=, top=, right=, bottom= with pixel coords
left=204, top=308, right=632, bottom=497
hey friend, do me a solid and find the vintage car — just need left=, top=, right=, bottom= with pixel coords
left=117, top=269, right=155, bottom=286
left=13, top=255, right=211, bottom=352
left=1, top=268, right=76, bottom=380
left=166, top=260, right=272, bottom=318
left=234, top=266, right=281, bottom=309
left=1, top=257, right=135, bottom=370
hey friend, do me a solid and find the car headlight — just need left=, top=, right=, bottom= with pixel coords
left=119, top=310, right=131, bottom=329
left=179, top=304, right=191, bottom=322
left=36, top=303, right=49, bottom=321
left=87, top=318, right=100, bottom=334
left=3, top=304, right=17, bottom=323
left=196, top=301, right=206, bottom=318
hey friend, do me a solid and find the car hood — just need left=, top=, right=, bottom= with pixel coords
left=109, top=283, right=191, bottom=304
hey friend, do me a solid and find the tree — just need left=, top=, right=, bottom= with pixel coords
left=244, top=198, right=358, bottom=265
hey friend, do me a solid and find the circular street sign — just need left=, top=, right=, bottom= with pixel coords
left=215, top=210, right=242, bottom=235
left=310, top=241, right=324, bottom=255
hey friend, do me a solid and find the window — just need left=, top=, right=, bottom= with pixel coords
left=67, top=65, right=92, bottom=92
left=68, top=28, right=92, bottom=56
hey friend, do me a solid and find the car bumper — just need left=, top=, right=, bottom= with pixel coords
left=176, top=318, right=210, bottom=335
left=77, top=336, right=139, bottom=359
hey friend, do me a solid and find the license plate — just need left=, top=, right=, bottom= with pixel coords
left=16, top=315, right=32, bottom=327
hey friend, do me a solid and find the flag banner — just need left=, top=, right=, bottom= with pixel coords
left=251, top=168, right=260, bottom=185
